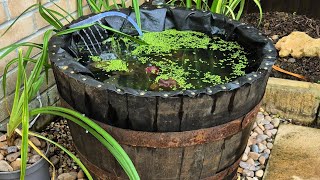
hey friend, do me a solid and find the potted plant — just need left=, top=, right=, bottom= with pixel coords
left=46, top=0, right=276, bottom=179
left=0, top=2, right=140, bottom=180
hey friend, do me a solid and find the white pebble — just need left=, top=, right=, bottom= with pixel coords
left=255, top=170, right=264, bottom=177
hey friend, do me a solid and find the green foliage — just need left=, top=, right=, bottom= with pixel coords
left=168, top=0, right=263, bottom=24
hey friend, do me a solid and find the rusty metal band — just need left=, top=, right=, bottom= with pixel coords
left=61, top=99, right=260, bottom=148
left=75, top=144, right=241, bottom=180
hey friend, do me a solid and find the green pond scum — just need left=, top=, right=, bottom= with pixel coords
left=84, top=29, right=251, bottom=91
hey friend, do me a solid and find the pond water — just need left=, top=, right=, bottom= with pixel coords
left=74, top=30, right=253, bottom=91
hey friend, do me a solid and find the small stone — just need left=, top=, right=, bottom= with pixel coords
left=254, top=165, right=261, bottom=171
left=256, top=134, right=268, bottom=143
left=0, top=160, right=13, bottom=172
left=246, top=158, right=255, bottom=166
left=0, top=135, right=6, bottom=142
left=259, top=156, right=266, bottom=165
left=270, top=129, right=278, bottom=135
left=261, top=153, right=269, bottom=159
left=265, top=116, right=272, bottom=121
left=264, top=124, right=274, bottom=130
left=247, top=137, right=256, bottom=146
left=0, top=153, right=3, bottom=160
left=245, top=146, right=250, bottom=154
left=242, top=154, right=248, bottom=161
left=58, top=172, right=77, bottom=180
left=40, top=141, right=46, bottom=148
left=264, top=149, right=271, bottom=154
left=240, top=161, right=255, bottom=171
left=258, top=124, right=265, bottom=131
left=288, top=58, right=296, bottom=63
left=0, top=142, right=8, bottom=150
left=248, top=152, right=260, bottom=160
left=271, top=35, right=279, bottom=41
left=255, top=170, right=264, bottom=177
left=261, top=119, right=271, bottom=125
left=30, top=137, right=41, bottom=147
left=10, top=159, right=21, bottom=171
left=6, top=152, right=20, bottom=162
left=254, top=127, right=264, bottom=135
left=252, top=122, right=257, bottom=129
left=7, top=146, right=18, bottom=154
left=258, top=143, right=267, bottom=152
left=28, top=155, right=41, bottom=164
left=264, top=130, right=272, bottom=137
left=251, top=144, right=259, bottom=153
left=243, top=169, right=254, bottom=177
left=251, top=132, right=258, bottom=137
left=14, top=139, right=22, bottom=147
left=256, top=114, right=264, bottom=123
left=267, top=143, right=273, bottom=149
left=271, top=118, right=280, bottom=127
left=77, top=170, right=85, bottom=179
left=262, top=140, right=267, bottom=145
left=50, top=155, right=59, bottom=166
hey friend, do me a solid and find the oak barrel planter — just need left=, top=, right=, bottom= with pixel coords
left=48, top=4, right=276, bottom=179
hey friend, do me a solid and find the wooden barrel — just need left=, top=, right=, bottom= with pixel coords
left=62, top=99, right=260, bottom=179
left=49, top=5, right=276, bottom=179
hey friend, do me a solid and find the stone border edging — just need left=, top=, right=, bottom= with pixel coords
left=263, top=77, right=320, bottom=125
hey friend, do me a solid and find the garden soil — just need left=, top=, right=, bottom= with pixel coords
left=242, top=12, right=320, bottom=83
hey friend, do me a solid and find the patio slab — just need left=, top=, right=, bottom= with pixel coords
left=264, top=124, right=320, bottom=180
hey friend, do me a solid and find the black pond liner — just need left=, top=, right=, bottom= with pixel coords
left=48, top=5, right=277, bottom=132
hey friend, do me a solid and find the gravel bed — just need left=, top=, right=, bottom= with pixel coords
left=41, top=119, right=85, bottom=180
left=237, top=108, right=290, bottom=180
left=42, top=109, right=289, bottom=180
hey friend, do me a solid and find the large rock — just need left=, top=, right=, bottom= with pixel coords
left=275, top=31, right=320, bottom=58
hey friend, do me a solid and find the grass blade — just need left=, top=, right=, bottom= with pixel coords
left=20, top=51, right=29, bottom=180
left=39, top=5, right=62, bottom=29
left=30, top=107, right=140, bottom=180
left=132, top=0, right=141, bottom=29
left=52, top=1, right=75, bottom=21
left=56, top=23, right=147, bottom=45
left=225, top=5, right=236, bottom=19
left=236, top=0, right=245, bottom=20
left=77, top=0, right=84, bottom=17
left=7, top=50, right=24, bottom=138
left=253, top=0, right=263, bottom=25
left=0, top=4, right=39, bottom=37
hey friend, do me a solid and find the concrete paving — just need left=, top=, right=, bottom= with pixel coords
left=264, top=124, right=320, bottom=180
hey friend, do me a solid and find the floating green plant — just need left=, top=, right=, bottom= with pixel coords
left=90, top=56, right=128, bottom=72
left=132, top=29, right=211, bottom=56
left=85, top=29, right=251, bottom=91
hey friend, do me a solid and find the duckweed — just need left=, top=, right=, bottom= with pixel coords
left=85, top=29, right=251, bottom=91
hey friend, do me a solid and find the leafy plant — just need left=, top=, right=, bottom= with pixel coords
left=168, top=0, right=263, bottom=24
left=0, top=1, right=141, bottom=180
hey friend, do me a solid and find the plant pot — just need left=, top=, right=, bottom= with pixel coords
left=0, top=145, right=50, bottom=180
left=49, top=4, right=276, bottom=179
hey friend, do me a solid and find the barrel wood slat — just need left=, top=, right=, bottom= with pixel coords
left=62, top=99, right=260, bottom=179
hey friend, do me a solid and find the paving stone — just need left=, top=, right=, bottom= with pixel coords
left=264, top=124, right=320, bottom=179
